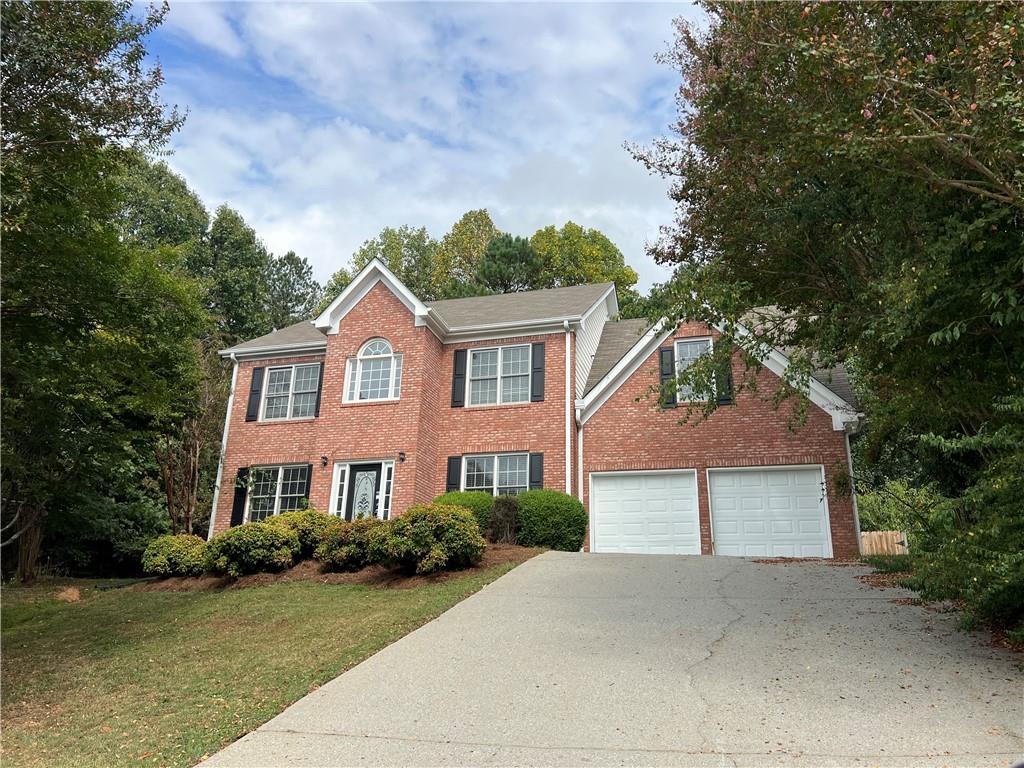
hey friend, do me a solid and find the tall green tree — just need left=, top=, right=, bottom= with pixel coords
left=1, top=0, right=206, bottom=580
left=635, top=2, right=1023, bottom=631
left=433, top=209, right=499, bottom=296
left=530, top=221, right=641, bottom=308
left=203, top=205, right=272, bottom=343
left=353, top=225, right=439, bottom=300
left=318, top=266, right=354, bottom=313
left=475, top=234, right=544, bottom=293
left=266, top=250, right=323, bottom=329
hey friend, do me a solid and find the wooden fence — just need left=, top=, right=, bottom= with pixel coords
left=861, top=530, right=909, bottom=555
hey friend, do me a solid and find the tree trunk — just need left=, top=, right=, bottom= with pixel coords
left=16, top=519, right=43, bottom=583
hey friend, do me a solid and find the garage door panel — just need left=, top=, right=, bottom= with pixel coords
left=592, top=471, right=700, bottom=555
left=710, top=468, right=831, bottom=558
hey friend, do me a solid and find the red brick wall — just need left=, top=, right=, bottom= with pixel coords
left=581, top=321, right=859, bottom=558
left=212, top=283, right=573, bottom=534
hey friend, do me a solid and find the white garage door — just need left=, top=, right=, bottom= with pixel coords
left=709, top=467, right=831, bottom=557
left=591, top=471, right=700, bottom=554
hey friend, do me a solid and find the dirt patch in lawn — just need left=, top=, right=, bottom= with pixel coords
left=130, top=544, right=543, bottom=593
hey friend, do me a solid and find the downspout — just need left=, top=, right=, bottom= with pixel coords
left=563, top=320, right=572, bottom=495
left=845, top=431, right=863, bottom=555
left=207, top=352, right=239, bottom=540
left=576, top=408, right=584, bottom=502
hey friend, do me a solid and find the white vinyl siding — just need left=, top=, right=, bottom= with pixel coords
left=469, top=344, right=530, bottom=406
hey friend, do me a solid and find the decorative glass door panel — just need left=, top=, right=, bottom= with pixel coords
left=345, top=463, right=382, bottom=521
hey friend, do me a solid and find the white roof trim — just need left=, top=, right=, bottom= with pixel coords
left=313, top=258, right=432, bottom=334
left=577, top=317, right=862, bottom=431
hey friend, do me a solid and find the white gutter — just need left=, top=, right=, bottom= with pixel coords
left=564, top=320, right=572, bottom=494
left=207, top=353, right=239, bottom=540
left=218, top=341, right=327, bottom=360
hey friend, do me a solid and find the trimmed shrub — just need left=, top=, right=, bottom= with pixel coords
left=205, top=521, right=300, bottom=577
left=315, top=518, right=386, bottom=571
left=489, top=495, right=519, bottom=544
left=433, top=491, right=493, bottom=535
left=373, top=503, right=486, bottom=574
left=516, top=489, right=587, bottom=551
left=272, top=508, right=343, bottom=559
left=141, top=534, right=207, bottom=577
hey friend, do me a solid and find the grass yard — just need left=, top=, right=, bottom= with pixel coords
left=1, top=561, right=523, bottom=768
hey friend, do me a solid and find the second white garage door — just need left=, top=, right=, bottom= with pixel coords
left=709, top=467, right=832, bottom=557
left=591, top=471, right=700, bottom=554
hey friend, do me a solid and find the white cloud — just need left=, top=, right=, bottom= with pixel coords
left=158, top=2, right=704, bottom=290
left=162, top=2, right=245, bottom=59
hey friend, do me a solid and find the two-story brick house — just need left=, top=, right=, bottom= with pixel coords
left=211, top=258, right=863, bottom=558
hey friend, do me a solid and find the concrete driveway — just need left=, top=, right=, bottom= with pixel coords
left=206, top=553, right=1023, bottom=767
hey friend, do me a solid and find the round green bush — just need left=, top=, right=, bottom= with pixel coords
left=314, top=517, right=385, bottom=571
left=272, top=508, right=344, bottom=559
left=205, top=520, right=301, bottom=577
left=516, top=489, right=587, bottom=551
left=433, top=491, right=494, bottom=535
left=141, top=534, right=207, bottom=577
left=374, top=503, right=486, bottom=575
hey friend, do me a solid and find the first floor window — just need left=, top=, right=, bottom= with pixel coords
left=675, top=338, right=712, bottom=402
left=469, top=344, right=530, bottom=406
left=248, top=465, right=310, bottom=522
left=263, top=363, right=320, bottom=420
left=463, top=453, right=529, bottom=495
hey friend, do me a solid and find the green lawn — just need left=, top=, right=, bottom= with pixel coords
left=1, top=564, right=519, bottom=768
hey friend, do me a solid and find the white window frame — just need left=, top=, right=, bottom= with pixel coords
left=259, top=363, right=321, bottom=421
left=245, top=463, right=310, bottom=522
left=328, top=460, right=396, bottom=519
left=466, top=344, right=531, bottom=407
left=343, top=338, right=402, bottom=403
left=461, top=452, right=530, bottom=496
left=674, top=336, right=714, bottom=404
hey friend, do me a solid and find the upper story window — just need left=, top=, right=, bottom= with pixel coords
left=675, top=337, right=712, bottom=402
left=262, top=363, right=321, bottom=420
left=345, top=338, right=403, bottom=402
left=469, top=344, right=530, bottom=406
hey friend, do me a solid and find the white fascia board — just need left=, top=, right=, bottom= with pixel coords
left=313, top=258, right=431, bottom=333
left=218, top=342, right=327, bottom=360
left=580, top=284, right=617, bottom=326
left=577, top=316, right=862, bottom=431
left=442, top=318, right=584, bottom=343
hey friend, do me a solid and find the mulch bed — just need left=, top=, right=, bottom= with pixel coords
left=129, top=544, right=543, bottom=593
left=751, top=557, right=862, bottom=566
left=858, top=571, right=911, bottom=589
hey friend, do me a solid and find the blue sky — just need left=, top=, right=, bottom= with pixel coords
left=148, top=2, right=704, bottom=290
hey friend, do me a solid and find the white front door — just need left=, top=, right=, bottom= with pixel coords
left=591, top=471, right=701, bottom=554
left=709, top=467, right=832, bottom=557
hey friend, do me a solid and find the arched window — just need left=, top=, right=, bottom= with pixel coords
left=344, top=338, right=403, bottom=402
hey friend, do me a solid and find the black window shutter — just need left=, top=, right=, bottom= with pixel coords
left=446, top=456, right=462, bottom=491
left=659, top=347, right=677, bottom=408
left=313, top=363, right=325, bottom=417
left=230, top=467, right=249, bottom=526
left=302, top=464, right=314, bottom=503
left=716, top=360, right=734, bottom=406
left=451, top=350, right=467, bottom=408
left=531, top=343, right=545, bottom=402
left=245, top=367, right=265, bottom=421
left=529, top=453, right=543, bottom=489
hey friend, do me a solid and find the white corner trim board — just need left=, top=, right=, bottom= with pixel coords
left=207, top=353, right=239, bottom=539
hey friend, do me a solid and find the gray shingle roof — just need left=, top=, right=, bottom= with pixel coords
left=221, top=320, right=326, bottom=354
left=426, top=282, right=613, bottom=329
left=584, top=318, right=651, bottom=395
